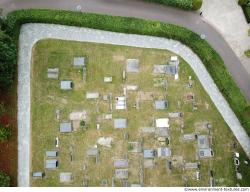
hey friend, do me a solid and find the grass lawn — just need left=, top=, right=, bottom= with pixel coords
left=30, top=39, right=247, bottom=187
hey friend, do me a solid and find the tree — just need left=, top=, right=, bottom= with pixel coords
left=0, top=29, right=17, bottom=89
left=0, top=124, right=11, bottom=142
left=0, top=102, right=6, bottom=115
left=0, top=171, right=10, bottom=187
left=192, top=0, right=203, bottom=10
left=0, top=8, right=3, bottom=26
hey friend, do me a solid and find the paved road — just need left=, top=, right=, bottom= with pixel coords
left=0, top=0, right=250, bottom=101
left=19, top=23, right=250, bottom=186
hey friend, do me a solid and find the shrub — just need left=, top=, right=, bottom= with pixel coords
left=192, top=0, right=203, bottom=10
left=245, top=50, right=250, bottom=57
left=238, top=0, right=250, bottom=6
left=0, top=124, right=11, bottom=142
left=238, top=150, right=250, bottom=186
left=4, top=9, right=250, bottom=136
left=0, top=30, right=17, bottom=89
left=239, top=0, right=250, bottom=23
left=0, top=171, right=10, bottom=187
left=243, top=6, right=250, bottom=23
left=0, top=102, right=6, bottom=115
left=80, top=120, right=88, bottom=131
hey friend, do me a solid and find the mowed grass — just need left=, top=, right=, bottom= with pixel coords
left=31, top=39, right=239, bottom=187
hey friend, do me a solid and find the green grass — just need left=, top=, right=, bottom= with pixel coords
left=30, top=39, right=243, bottom=186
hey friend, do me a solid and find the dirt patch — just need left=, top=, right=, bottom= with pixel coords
left=112, top=55, right=125, bottom=62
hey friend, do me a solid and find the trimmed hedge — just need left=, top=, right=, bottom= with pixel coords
left=238, top=0, right=250, bottom=23
left=4, top=9, right=250, bottom=135
left=238, top=0, right=250, bottom=6
left=245, top=50, right=250, bottom=57
left=242, top=5, right=250, bottom=23
left=192, top=0, right=203, bottom=10
left=143, top=0, right=202, bottom=10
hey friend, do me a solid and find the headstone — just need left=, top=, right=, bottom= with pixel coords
left=122, top=70, right=126, bottom=81
left=96, top=124, right=100, bottom=130
left=236, top=172, right=242, bottom=180
left=101, top=179, right=108, bottom=187
left=124, top=132, right=129, bottom=140
left=104, top=76, right=112, bottom=83
left=103, top=95, right=109, bottom=101
left=56, top=110, right=60, bottom=121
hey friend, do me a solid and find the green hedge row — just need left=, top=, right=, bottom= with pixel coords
left=242, top=5, right=250, bottom=23
left=143, top=0, right=202, bottom=10
left=238, top=0, right=250, bottom=23
left=4, top=9, right=250, bottom=135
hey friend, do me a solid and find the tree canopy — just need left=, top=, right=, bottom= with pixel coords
left=0, top=171, right=10, bottom=187
left=0, top=124, right=11, bottom=142
left=0, top=29, right=17, bottom=89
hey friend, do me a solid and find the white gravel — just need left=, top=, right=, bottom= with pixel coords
left=18, top=23, right=250, bottom=186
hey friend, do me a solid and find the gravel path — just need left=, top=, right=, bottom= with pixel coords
left=18, top=23, right=250, bottom=186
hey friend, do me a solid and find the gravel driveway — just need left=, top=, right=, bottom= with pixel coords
left=18, top=23, right=250, bottom=186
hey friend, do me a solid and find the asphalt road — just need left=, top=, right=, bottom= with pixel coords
left=1, top=0, right=250, bottom=101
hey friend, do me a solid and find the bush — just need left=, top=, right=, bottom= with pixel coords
left=243, top=6, right=250, bottom=23
left=0, top=30, right=17, bottom=89
left=192, top=0, right=203, bottom=10
left=0, top=171, right=10, bottom=187
left=239, top=0, right=250, bottom=23
left=238, top=150, right=250, bottom=186
left=245, top=50, right=250, bottom=57
left=4, top=9, right=250, bottom=135
left=0, top=102, right=6, bottom=115
left=238, top=0, right=250, bottom=6
left=143, top=0, right=202, bottom=10
left=0, top=124, right=11, bottom=142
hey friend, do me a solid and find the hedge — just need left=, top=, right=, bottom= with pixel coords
left=245, top=50, right=250, bottom=57
left=238, top=0, right=250, bottom=23
left=143, top=0, right=202, bottom=10
left=242, top=5, right=250, bottom=23
left=4, top=9, right=250, bottom=135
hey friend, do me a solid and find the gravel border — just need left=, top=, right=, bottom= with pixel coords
left=18, top=23, right=250, bottom=186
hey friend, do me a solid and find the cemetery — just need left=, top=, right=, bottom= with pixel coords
left=30, top=40, right=238, bottom=186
